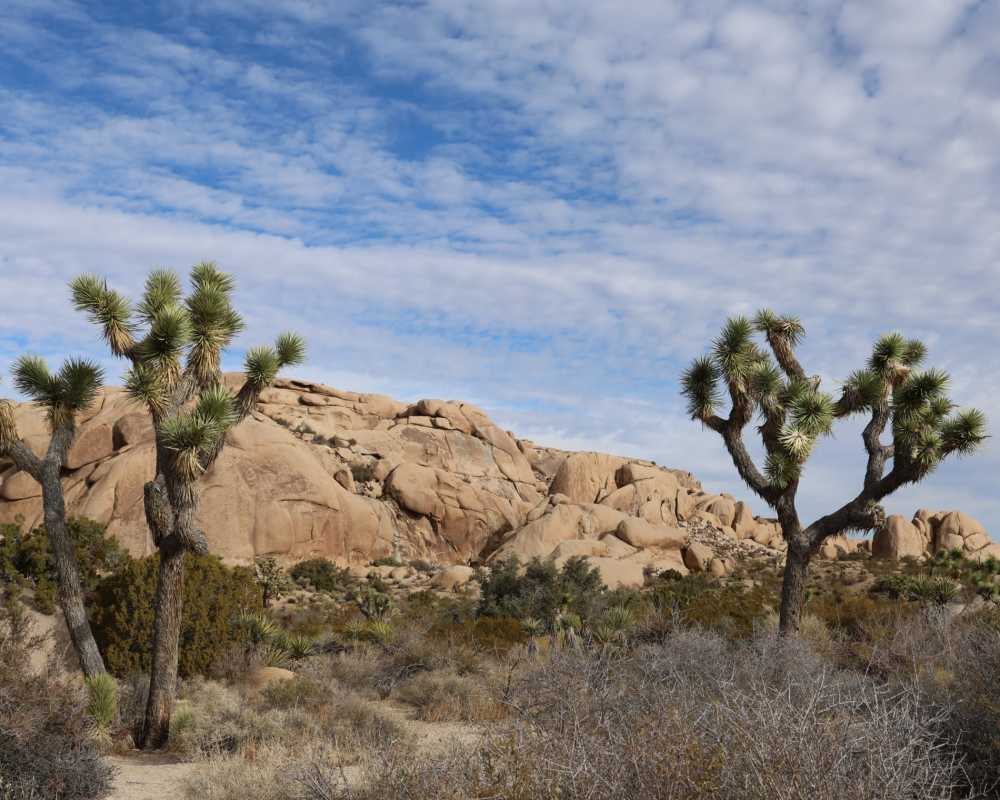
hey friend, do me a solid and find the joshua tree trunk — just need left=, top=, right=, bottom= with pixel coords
left=778, top=542, right=812, bottom=635
left=42, top=472, right=107, bottom=677
left=1, top=415, right=107, bottom=678
left=139, top=547, right=186, bottom=749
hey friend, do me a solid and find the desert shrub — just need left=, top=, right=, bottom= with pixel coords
left=862, top=609, right=1000, bottom=790
left=396, top=671, right=506, bottom=722
left=260, top=675, right=329, bottom=711
left=0, top=518, right=126, bottom=600
left=290, top=558, right=352, bottom=593
left=169, top=678, right=315, bottom=757
left=371, top=555, right=404, bottom=568
left=340, top=631, right=967, bottom=800
left=408, top=559, right=436, bottom=574
left=643, top=572, right=772, bottom=638
left=873, top=574, right=959, bottom=604
left=477, top=555, right=604, bottom=629
left=0, top=600, right=114, bottom=800
left=91, top=553, right=261, bottom=677
left=31, top=579, right=57, bottom=614
left=180, top=744, right=296, bottom=800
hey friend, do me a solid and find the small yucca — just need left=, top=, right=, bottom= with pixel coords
left=85, top=673, right=118, bottom=731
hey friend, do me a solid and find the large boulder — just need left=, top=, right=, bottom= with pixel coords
left=615, top=518, right=687, bottom=550
left=872, top=510, right=996, bottom=561
left=549, top=452, right=628, bottom=504
left=683, top=542, right=714, bottom=572
left=489, top=502, right=628, bottom=562
left=432, top=565, right=475, bottom=591
left=872, top=515, right=928, bottom=560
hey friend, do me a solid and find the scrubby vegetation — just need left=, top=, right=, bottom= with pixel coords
left=0, top=517, right=127, bottom=614
left=0, top=598, right=114, bottom=800
left=91, top=553, right=261, bottom=677
left=5, top=520, right=1000, bottom=799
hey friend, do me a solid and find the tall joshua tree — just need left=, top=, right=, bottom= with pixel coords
left=0, top=359, right=108, bottom=677
left=681, top=311, right=986, bottom=634
left=70, top=264, right=304, bottom=748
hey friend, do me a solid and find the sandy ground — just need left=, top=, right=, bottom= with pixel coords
left=105, top=754, right=197, bottom=800
left=103, top=698, right=479, bottom=799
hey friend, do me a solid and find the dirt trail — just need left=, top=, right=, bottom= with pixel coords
left=105, top=753, right=197, bottom=800
left=104, top=697, right=481, bottom=799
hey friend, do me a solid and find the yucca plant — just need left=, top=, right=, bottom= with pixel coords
left=0, top=361, right=109, bottom=678
left=71, top=264, right=305, bottom=748
left=85, top=673, right=119, bottom=731
left=362, top=619, right=395, bottom=645
left=258, top=641, right=292, bottom=669
left=682, top=311, right=986, bottom=633
left=233, top=609, right=278, bottom=646
left=284, top=633, right=318, bottom=661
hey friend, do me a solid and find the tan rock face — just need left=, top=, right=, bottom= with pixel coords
left=7, top=375, right=988, bottom=584
left=615, top=518, right=687, bottom=550
left=871, top=510, right=996, bottom=560
left=683, top=542, right=714, bottom=573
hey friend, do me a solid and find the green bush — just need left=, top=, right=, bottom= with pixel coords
left=477, top=555, right=604, bottom=630
left=646, top=572, right=772, bottom=638
left=289, top=557, right=352, bottom=593
left=0, top=517, right=127, bottom=594
left=873, top=575, right=958, bottom=605
left=85, top=674, right=118, bottom=731
left=91, top=554, right=261, bottom=678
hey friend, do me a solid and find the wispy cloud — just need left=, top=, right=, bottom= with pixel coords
left=1, top=0, right=998, bottom=529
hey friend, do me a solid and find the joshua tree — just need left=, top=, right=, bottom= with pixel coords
left=71, top=264, right=304, bottom=748
left=681, top=312, right=986, bottom=634
left=0, top=363, right=108, bottom=677
left=0, top=360, right=108, bottom=677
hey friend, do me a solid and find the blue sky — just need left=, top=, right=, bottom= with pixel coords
left=2, top=0, right=999, bottom=531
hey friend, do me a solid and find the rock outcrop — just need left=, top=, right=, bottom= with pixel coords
left=3, top=377, right=994, bottom=580
left=873, top=510, right=1000, bottom=562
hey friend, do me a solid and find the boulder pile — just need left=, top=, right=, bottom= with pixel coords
left=1, top=377, right=995, bottom=581
left=873, top=510, right=1000, bottom=562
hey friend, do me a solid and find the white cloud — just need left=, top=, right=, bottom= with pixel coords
left=1, top=0, right=999, bottom=531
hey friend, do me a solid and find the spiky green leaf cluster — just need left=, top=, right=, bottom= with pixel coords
left=868, top=332, right=925, bottom=384
left=186, top=263, right=245, bottom=385
left=836, top=369, right=885, bottom=416
left=753, top=310, right=804, bottom=345
left=889, top=368, right=987, bottom=472
left=12, top=356, right=104, bottom=430
left=158, top=386, right=237, bottom=480
left=712, top=316, right=765, bottom=383
left=137, top=270, right=182, bottom=324
left=70, top=275, right=135, bottom=356
left=939, top=409, right=987, bottom=456
left=244, top=333, right=307, bottom=389
left=680, top=356, right=720, bottom=421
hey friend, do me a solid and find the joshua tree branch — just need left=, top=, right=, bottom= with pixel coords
left=704, top=412, right=780, bottom=506
left=764, top=334, right=806, bottom=383
left=3, top=439, right=44, bottom=482
left=861, top=403, right=892, bottom=492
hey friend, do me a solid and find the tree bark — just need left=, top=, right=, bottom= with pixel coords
left=778, top=542, right=812, bottom=635
left=40, top=469, right=107, bottom=677
left=139, top=547, right=186, bottom=749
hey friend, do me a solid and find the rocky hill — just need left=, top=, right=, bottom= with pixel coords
left=1, top=377, right=997, bottom=587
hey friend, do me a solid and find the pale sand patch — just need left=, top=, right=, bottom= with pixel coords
left=106, top=753, right=197, bottom=800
